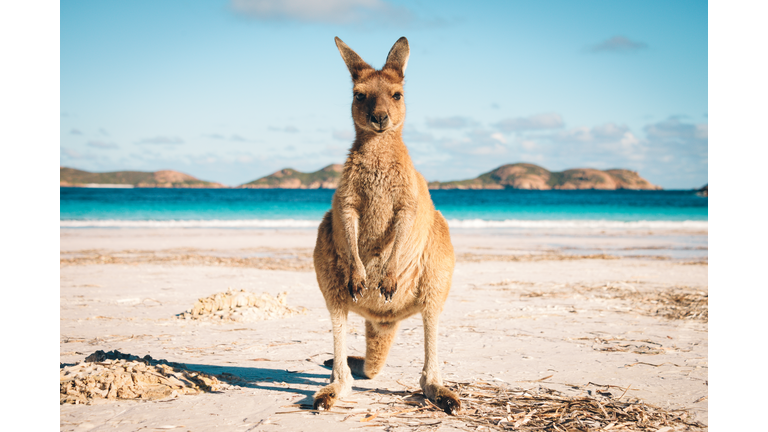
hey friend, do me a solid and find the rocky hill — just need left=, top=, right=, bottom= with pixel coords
left=60, top=167, right=226, bottom=188
left=428, top=163, right=660, bottom=190
left=239, top=164, right=342, bottom=189
left=62, top=163, right=659, bottom=190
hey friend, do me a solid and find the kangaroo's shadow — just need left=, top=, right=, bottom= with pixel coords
left=184, top=362, right=417, bottom=408
left=185, top=363, right=325, bottom=400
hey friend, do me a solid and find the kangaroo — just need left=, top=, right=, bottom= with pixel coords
left=312, top=37, right=461, bottom=415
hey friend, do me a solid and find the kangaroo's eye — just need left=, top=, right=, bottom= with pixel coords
left=355, top=93, right=366, bottom=101
left=393, top=93, right=402, bottom=100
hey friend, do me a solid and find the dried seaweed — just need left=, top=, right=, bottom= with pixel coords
left=579, top=285, right=708, bottom=323
left=508, top=282, right=708, bottom=323
left=176, top=288, right=307, bottom=322
left=328, top=381, right=706, bottom=431
left=60, top=250, right=313, bottom=271
left=458, top=253, right=621, bottom=263
left=60, top=350, right=220, bottom=405
left=449, top=381, right=705, bottom=431
left=572, top=336, right=684, bottom=355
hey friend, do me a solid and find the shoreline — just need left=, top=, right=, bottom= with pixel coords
left=59, top=218, right=709, bottom=230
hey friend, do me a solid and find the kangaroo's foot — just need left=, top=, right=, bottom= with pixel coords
left=313, top=379, right=353, bottom=411
left=379, top=272, right=397, bottom=303
left=323, top=356, right=368, bottom=378
left=420, top=375, right=461, bottom=415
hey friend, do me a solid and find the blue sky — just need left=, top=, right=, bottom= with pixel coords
left=60, top=0, right=708, bottom=188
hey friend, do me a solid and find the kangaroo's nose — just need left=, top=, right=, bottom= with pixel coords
left=371, top=113, right=389, bottom=128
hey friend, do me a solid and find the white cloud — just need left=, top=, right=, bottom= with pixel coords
left=695, top=124, right=708, bottom=140
left=548, top=123, right=632, bottom=145
left=552, top=126, right=593, bottom=143
left=425, top=116, right=475, bottom=129
left=403, top=128, right=434, bottom=142
left=269, top=125, right=299, bottom=133
left=495, top=113, right=564, bottom=132
left=205, top=133, right=255, bottom=142
left=592, top=123, right=630, bottom=140
left=490, top=133, right=506, bottom=144
left=643, top=117, right=707, bottom=142
left=61, top=147, right=96, bottom=160
left=619, top=131, right=640, bottom=147
left=137, top=136, right=184, bottom=145
left=87, top=140, right=119, bottom=149
left=470, top=143, right=506, bottom=156
left=61, top=147, right=82, bottom=159
left=433, top=129, right=510, bottom=157
left=231, top=0, right=410, bottom=26
left=332, top=130, right=354, bottom=141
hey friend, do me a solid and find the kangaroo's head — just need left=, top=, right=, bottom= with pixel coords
left=335, top=37, right=409, bottom=135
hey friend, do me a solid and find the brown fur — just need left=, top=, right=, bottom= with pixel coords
left=312, top=37, right=461, bottom=415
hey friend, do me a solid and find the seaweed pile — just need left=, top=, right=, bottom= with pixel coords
left=60, top=350, right=219, bottom=405
left=291, top=380, right=706, bottom=431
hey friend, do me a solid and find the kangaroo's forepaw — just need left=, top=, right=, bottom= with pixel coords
left=313, top=386, right=339, bottom=411
left=347, top=274, right=366, bottom=302
left=379, top=274, right=397, bottom=303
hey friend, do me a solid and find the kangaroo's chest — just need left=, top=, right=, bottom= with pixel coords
left=346, top=160, right=406, bottom=250
left=356, top=167, right=397, bottom=232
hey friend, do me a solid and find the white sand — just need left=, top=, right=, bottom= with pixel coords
left=60, top=228, right=707, bottom=430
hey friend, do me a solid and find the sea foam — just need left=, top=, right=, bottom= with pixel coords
left=60, top=219, right=708, bottom=230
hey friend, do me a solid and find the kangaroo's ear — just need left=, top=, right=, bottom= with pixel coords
left=383, top=37, right=409, bottom=77
left=335, top=37, right=373, bottom=81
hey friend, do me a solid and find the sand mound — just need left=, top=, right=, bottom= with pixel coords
left=60, top=350, right=219, bottom=405
left=177, top=288, right=306, bottom=322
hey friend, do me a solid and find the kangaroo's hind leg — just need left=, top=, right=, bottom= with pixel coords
left=313, top=214, right=355, bottom=410
left=420, top=310, right=460, bottom=414
left=361, top=320, right=399, bottom=378
left=313, top=306, right=354, bottom=410
left=417, top=218, right=461, bottom=415
left=323, top=319, right=399, bottom=379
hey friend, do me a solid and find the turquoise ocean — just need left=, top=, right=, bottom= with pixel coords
left=60, top=188, right=707, bottom=229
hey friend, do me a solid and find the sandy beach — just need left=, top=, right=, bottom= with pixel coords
left=60, top=227, right=708, bottom=431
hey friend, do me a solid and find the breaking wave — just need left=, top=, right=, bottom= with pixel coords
left=60, top=219, right=707, bottom=230
left=444, top=219, right=707, bottom=229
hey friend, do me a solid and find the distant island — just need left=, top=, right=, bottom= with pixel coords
left=60, top=167, right=226, bottom=188
left=239, top=162, right=659, bottom=190
left=427, top=163, right=660, bottom=190
left=61, top=163, right=661, bottom=190
left=239, top=164, right=342, bottom=189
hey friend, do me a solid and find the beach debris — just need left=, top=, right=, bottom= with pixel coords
left=458, top=252, right=621, bottom=263
left=446, top=381, right=706, bottom=431
left=60, top=350, right=219, bottom=405
left=498, top=281, right=708, bottom=323
left=295, top=380, right=705, bottom=430
left=177, top=288, right=306, bottom=322
left=579, top=284, right=708, bottom=323
left=650, top=289, right=708, bottom=321
left=574, top=336, right=677, bottom=355
left=60, top=248, right=314, bottom=271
